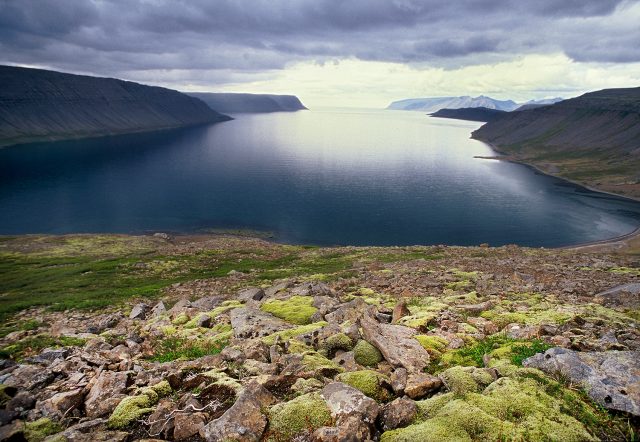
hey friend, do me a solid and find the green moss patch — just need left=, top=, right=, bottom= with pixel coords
left=24, top=417, right=63, bottom=442
left=148, top=335, right=227, bottom=362
left=0, top=334, right=86, bottom=360
left=353, top=339, right=383, bottom=367
left=108, top=381, right=171, bottom=429
left=261, top=295, right=318, bottom=325
left=261, top=322, right=327, bottom=346
left=336, top=370, right=392, bottom=402
left=268, top=392, right=332, bottom=440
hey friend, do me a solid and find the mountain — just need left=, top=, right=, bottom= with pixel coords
left=430, top=107, right=508, bottom=122
left=0, top=65, right=231, bottom=147
left=387, top=95, right=519, bottom=112
left=188, top=92, right=307, bottom=114
left=472, top=87, right=640, bottom=198
left=515, top=98, right=564, bottom=111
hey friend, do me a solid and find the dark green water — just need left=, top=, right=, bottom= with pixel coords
left=1, top=108, right=639, bottom=246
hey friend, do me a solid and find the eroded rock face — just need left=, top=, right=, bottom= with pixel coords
left=199, top=381, right=276, bottom=442
left=360, top=313, right=430, bottom=373
left=524, top=348, right=640, bottom=416
left=129, top=303, right=149, bottom=320
left=230, top=307, right=291, bottom=339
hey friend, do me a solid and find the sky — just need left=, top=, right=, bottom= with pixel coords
left=1, top=0, right=640, bottom=108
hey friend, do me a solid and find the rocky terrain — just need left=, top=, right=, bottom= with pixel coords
left=0, top=66, right=231, bottom=147
left=0, top=233, right=639, bottom=441
left=472, top=87, right=640, bottom=199
left=187, top=93, right=307, bottom=114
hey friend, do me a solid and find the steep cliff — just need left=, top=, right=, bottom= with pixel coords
left=472, top=87, right=640, bottom=198
left=430, top=107, right=508, bottom=122
left=0, top=65, right=231, bottom=147
left=188, top=92, right=307, bottom=113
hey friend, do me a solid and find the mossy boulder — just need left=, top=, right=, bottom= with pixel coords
left=261, top=321, right=327, bottom=346
left=353, top=339, right=383, bottom=367
left=268, top=392, right=332, bottom=440
left=439, top=366, right=493, bottom=396
left=323, top=332, right=353, bottom=356
left=336, top=370, right=392, bottom=402
left=171, top=312, right=190, bottom=326
left=107, top=381, right=172, bottom=429
left=261, top=295, right=318, bottom=325
left=24, top=418, right=62, bottom=442
left=381, top=416, right=472, bottom=442
left=0, top=384, right=13, bottom=407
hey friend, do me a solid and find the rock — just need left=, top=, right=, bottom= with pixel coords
left=6, top=392, right=36, bottom=412
left=46, top=418, right=105, bottom=441
left=3, top=365, right=54, bottom=391
left=524, top=348, right=640, bottom=416
left=32, top=348, right=70, bottom=364
left=173, top=411, right=206, bottom=441
left=229, top=307, right=291, bottom=339
left=457, top=300, right=493, bottom=315
left=0, top=409, right=19, bottom=426
left=594, top=283, right=640, bottom=309
left=505, top=324, right=541, bottom=339
left=84, top=371, right=129, bottom=418
left=0, top=420, right=24, bottom=441
left=191, top=295, right=223, bottom=311
left=195, top=314, right=212, bottom=328
left=392, top=301, right=411, bottom=323
left=147, top=399, right=176, bottom=439
left=467, top=316, right=498, bottom=335
left=153, top=232, right=171, bottom=240
left=390, top=368, right=408, bottom=395
left=325, top=298, right=367, bottom=324
left=360, top=312, right=430, bottom=373
left=322, top=382, right=380, bottom=425
left=129, top=303, right=149, bottom=320
left=41, top=388, right=84, bottom=417
left=404, top=373, right=442, bottom=399
left=376, top=312, right=392, bottom=323
left=199, top=381, right=276, bottom=441
left=379, top=397, right=417, bottom=431
left=237, top=287, right=265, bottom=302
left=149, top=301, right=166, bottom=317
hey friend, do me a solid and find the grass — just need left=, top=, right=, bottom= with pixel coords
left=148, top=336, right=228, bottom=362
left=0, top=334, right=86, bottom=360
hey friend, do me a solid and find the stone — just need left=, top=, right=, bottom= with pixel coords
left=360, top=312, right=430, bottom=373
left=237, top=287, right=265, bottom=302
left=594, top=283, right=640, bottom=309
left=41, top=388, right=84, bottom=417
left=6, top=392, right=36, bottom=412
left=404, top=373, right=442, bottom=399
left=390, top=368, right=408, bottom=395
left=0, top=421, right=24, bottom=441
left=149, top=301, right=166, bottom=317
left=173, top=411, right=206, bottom=441
left=379, top=397, right=417, bottom=431
left=322, top=382, right=380, bottom=425
left=129, top=303, right=149, bottom=320
left=325, top=298, right=367, bottom=324
left=84, top=371, right=129, bottom=418
left=3, top=365, right=54, bottom=391
left=457, top=300, right=493, bottom=315
left=524, top=348, right=640, bottom=416
left=392, top=301, right=411, bottom=323
left=195, top=314, right=212, bottom=328
left=32, top=348, right=70, bottom=364
left=229, top=307, right=291, bottom=339
left=199, top=381, right=276, bottom=441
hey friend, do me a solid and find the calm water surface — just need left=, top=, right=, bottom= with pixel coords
left=1, top=108, right=639, bottom=247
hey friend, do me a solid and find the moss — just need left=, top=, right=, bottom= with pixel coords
left=301, top=351, right=344, bottom=375
left=24, top=417, right=62, bottom=442
left=336, top=370, right=391, bottom=402
left=380, top=416, right=472, bottom=442
left=358, top=287, right=376, bottom=296
left=171, top=312, right=189, bottom=326
left=108, top=381, right=171, bottom=429
left=268, top=392, right=332, bottom=440
left=0, top=384, right=12, bottom=407
left=452, top=270, right=479, bottom=281
left=415, top=335, right=448, bottom=353
left=415, top=393, right=455, bottom=421
left=440, top=366, right=480, bottom=396
left=292, top=377, right=324, bottom=395
left=480, top=311, right=528, bottom=329
left=201, top=369, right=242, bottom=392
left=208, top=300, right=244, bottom=318
left=323, top=332, right=353, bottom=355
left=184, top=313, right=210, bottom=329
left=261, top=322, right=327, bottom=346
left=445, top=280, right=472, bottom=291
left=261, top=296, right=317, bottom=325
left=353, top=339, right=383, bottom=367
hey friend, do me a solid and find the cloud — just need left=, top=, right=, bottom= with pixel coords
left=0, top=0, right=639, bottom=105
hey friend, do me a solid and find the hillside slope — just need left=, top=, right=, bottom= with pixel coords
left=430, top=107, right=508, bottom=122
left=472, top=87, right=640, bottom=198
left=388, top=95, right=518, bottom=112
left=188, top=92, right=307, bottom=113
left=0, top=65, right=231, bottom=147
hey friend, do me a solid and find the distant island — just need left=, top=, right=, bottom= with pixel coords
left=187, top=92, right=307, bottom=114
left=388, top=95, right=520, bottom=112
left=430, top=107, right=508, bottom=122
left=0, top=65, right=231, bottom=147
left=472, top=87, right=640, bottom=199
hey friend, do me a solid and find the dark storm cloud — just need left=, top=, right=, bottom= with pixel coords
left=0, top=0, right=637, bottom=87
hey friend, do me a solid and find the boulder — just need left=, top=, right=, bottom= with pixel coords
left=173, top=411, right=207, bottom=441
left=404, top=373, right=442, bottom=400
left=325, top=298, right=367, bottom=324
left=594, top=283, right=640, bottom=309
left=199, top=381, right=276, bottom=441
left=3, top=365, right=54, bottom=391
left=41, top=388, right=84, bottom=417
left=237, top=287, right=265, bottom=302
left=84, top=371, right=129, bottom=418
left=191, top=295, right=223, bottom=311
left=379, top=397, right=417, bottom=431
left=322, top=382, right=379, bottom=425
left=149, top=301, right=166, bottom=318
left=360, top=313, right=430, bottom=373
left=229, top=308, right=291, bottom=339
left=524, top=348, right=640, bottom=416
left=392, top=301, right=411, bottom=324
left=129, top=303, right=149, bottom=320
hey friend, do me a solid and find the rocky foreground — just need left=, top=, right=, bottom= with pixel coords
left=0, top=234, right=639, bottom=441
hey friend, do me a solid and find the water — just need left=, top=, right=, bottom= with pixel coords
left=1, top=108, right=639, bottom=247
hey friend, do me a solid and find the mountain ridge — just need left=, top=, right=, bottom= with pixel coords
left=188, top=92, right=307, bottom=114
left=0, top=65, right=231, bottom=147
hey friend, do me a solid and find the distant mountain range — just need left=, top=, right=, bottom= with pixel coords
left=472, top=87, right=640, bottom=198
left=188, top=92, right=307, bottom=114
left=388, top=96, right=564, bottom=113
left=0, top=65, right=231, bottom=147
